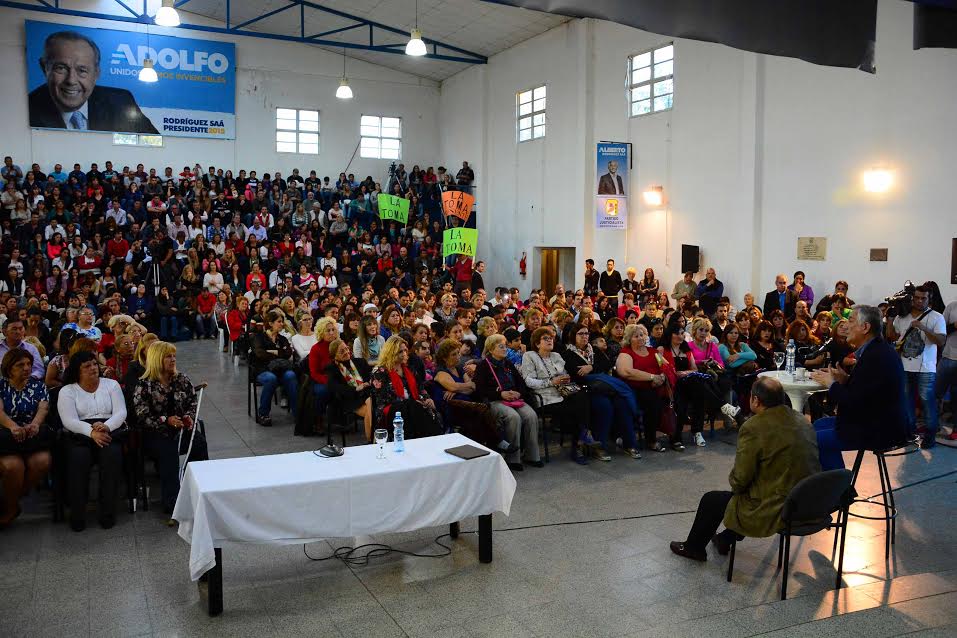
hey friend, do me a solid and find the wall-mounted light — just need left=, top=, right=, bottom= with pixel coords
left=642, top=185, right=664, bottom=207
left=862, top=167, right=893, bottom=193
left=155, top=0, right=181, bottom=27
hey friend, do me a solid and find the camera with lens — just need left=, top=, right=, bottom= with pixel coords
left=387, top=161, right=397, bottom=178
left=884, top=280, right=915, bottom=317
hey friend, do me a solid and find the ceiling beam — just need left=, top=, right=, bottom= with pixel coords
left=0, top=0, right=487, bottom=65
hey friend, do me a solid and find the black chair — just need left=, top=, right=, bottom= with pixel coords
left=528, top=393, right=565, bottom=463
left=727, top=469, right=855, bottom=600
left=246, top=365, right=279, bottom=417
left=834, top=439, right=920, bottom=559
left=324, top=403, right=355, bottom=447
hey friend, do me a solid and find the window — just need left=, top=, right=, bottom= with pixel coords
left=113, top=133, right=163, bottom=147
left=629, top=43, right=674, bottom=117
left=517, top=85, right=546, bottom=142
left=359, top=115, right=402, bottom=159
left=276, top=108, right=319, bottom=154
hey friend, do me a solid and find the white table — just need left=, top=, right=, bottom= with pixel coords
left=173, top=433, right=517, bottom=615
left=758, top=369, right=825, bottom=412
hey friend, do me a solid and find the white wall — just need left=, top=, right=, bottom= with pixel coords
left=0, top=2, right=440, bottom=181
left=440, top=0, right=957, bottom=306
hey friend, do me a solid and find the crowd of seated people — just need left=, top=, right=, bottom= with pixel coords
left=0, top=153, right=953, bottom=533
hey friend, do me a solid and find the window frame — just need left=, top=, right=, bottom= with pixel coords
left=359, top=114, right=403, bottom=160
left=275, top=107, right=320, bottom=155
left=112, top=133, right=163, bottom=147
left=516, top=84, right=546, bottom=143
left=628, top=43, right=674, bottom=117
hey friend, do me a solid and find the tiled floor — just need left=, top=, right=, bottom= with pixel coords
left=2, top=340, right=956, bottom=637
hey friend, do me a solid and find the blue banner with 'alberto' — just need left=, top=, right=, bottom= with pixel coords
left=25, top=19, right=235, bottom=139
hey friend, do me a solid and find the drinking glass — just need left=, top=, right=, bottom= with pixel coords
left=374, top=429, right=388, bottom=459
left=773, top=352, right=785, bottom=371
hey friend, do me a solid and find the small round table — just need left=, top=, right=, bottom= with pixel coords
left=758, top=369, right=824, bottom=412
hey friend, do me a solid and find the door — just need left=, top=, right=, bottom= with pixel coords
left=541, top=249, right=559, bottom=296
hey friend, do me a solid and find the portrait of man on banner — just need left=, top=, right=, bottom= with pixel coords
left=29, top=30, right=158, bottom=133
left=596, top=143, right=629, bottom=196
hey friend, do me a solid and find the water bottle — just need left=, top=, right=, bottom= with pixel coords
left=393, top=412, right=405, bottom=453
left=785, top=339, right=796, bottom=376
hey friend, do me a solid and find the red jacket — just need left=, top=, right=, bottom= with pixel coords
left=107, top=239, right=129, bottom=260
left=196, top=292, right=216, bottom=314
left=308, top=339, right=332, bottom=384
left=450, top=258, right=473, bottom=283
left=226, top=309, right=247, bottom=342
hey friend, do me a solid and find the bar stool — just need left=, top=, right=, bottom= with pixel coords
left=834, top=438, right=921, bottom=558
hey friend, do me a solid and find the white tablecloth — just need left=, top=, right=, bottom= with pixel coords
left=758, top=369, right=824, bottom=411
left=173, top=434, right=517, bottom=580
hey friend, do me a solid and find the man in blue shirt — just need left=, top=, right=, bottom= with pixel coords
left=49, top=163, right=68, bottom=184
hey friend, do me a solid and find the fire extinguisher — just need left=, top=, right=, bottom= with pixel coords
left=519, top=252, right=527, bottom=278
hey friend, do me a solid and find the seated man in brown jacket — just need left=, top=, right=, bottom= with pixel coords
left=670, top=377, right=821, bottom=561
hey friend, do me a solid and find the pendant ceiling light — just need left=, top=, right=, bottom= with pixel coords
left=155, top=0, right=181, bottom=27
left=406, top=0, right=427, bottom=56
left=336, top=50, right=353, bottom=99
left=139, top=26, right=158, bottom=82
left=139, top=57, right=158, bottom=83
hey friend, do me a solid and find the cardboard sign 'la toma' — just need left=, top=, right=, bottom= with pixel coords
left=443, top=228, right=477, bottom=257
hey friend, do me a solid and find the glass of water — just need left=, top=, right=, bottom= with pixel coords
left=374, top=429, right=389, bottom=459
left=773, top=352, right=785, bottom=371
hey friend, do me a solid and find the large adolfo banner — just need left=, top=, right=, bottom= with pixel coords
left=25, top=20, right=235, bottom=139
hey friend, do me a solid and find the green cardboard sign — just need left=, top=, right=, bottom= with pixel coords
left=443, top=228, right=478, bottom=257
left=377, top=194, right=410, bottom=223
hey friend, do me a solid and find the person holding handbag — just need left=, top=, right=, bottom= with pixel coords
left=432, top=339, right=515, bottom=456
left=473, top=334, right=542, bottom=472
left=685, top=317, right=734, bottom=409
left=616, top=324, right=670, bottom=452
left=661, top=321, right=741, bottom=448
left=520, top=327, right=597, bottom=465
left=249, top=309, right=298, bottom=427
left=562, top=323, right=642, bottom=460
left=131, top=342, right=207, bottom=515
left=0, top=349, right=52, bottom=527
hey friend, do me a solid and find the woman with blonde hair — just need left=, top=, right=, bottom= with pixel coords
left=107, top=314, right=134, bottom=338
left=131, top=342, right=206, bottom=514
left=353, top=316, right=385, bottom=365
left=122, top=333, right=158, bottom=390
left=369, top=336, right=441, bottom=437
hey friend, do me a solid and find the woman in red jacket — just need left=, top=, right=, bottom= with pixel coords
left=307, top=317, right=340, bottom=417
left=226, top=296, right=250, bottom=356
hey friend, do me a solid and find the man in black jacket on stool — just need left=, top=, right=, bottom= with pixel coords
left=810, top=305, right=910, bottom=470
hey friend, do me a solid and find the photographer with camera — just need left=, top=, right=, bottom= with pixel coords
left=885, top=285, right=946, bottom=447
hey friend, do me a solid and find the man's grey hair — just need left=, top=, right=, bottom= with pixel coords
left=42, top=31, right=102, bottom=69
left=854, top=305, right=882, bottom=337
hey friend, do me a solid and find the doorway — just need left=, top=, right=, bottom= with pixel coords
left=540, top=249, right=559, bottom=296
left=535, top=247, right=577, bottom=296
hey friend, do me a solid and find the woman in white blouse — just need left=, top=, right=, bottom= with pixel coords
left=202, top=261, right=225, bottom=295
left=57, top=351, right=127, bottom=532
left=290, top=312, right=318, bottom=360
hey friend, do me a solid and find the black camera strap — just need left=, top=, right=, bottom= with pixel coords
left=897, top=308, right=932, bottom=355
